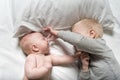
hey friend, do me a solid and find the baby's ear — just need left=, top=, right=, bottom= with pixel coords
left=32, top=44, right=39, bottom=52
left=89, top=30, right=96, bottom=38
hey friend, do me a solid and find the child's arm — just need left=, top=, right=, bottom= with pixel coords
left=51, top=53, right=80, bottom=66
left=43, top=27, right=109, bottom=55
left=57, top=31, right=111, bottom=56
left=79, top=69, right=90, bottom=80
left=79, top=69, right=98, bottom=80
left=25, top=54, right=51, bottom=79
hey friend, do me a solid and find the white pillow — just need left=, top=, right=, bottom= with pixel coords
left=79, top=0, right=114, bottom=30
left=14, top=0, right=114, bottom=37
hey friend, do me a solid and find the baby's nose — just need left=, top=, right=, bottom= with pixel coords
left=45, top=38, right=48, bottom=42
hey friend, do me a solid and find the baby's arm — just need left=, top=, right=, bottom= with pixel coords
left=51, top=54, right=80, bottom=66
left=25, top=54, right=51, bottom=79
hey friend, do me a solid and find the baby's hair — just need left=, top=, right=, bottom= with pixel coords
left=19, top=31, right=36, bottom=42
left=18, top=31, right=36, bottom=53
left=72, top=19, right=103, bottom=38
left=19, top=34, right=33, bottom=55
left=19, top=32, right=47, bottom=55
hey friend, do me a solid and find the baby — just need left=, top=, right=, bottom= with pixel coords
left=19, top=32, right=80, bottom=80
left=44, top=19, right=120, bottom=80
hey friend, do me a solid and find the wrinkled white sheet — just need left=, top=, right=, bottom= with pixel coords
left=0, top=0, right=120, bottom=80
left=104, top=0, right=120, bottom=63
left=0, top=1, right=25, bottom=80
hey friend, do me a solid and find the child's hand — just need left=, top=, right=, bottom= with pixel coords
left=80, top=53, right=90, bottom=72
left=74, top=51, right=81, bottom=59
left=43, top=27, right=58, bottom=36
left=46, top=34, right=57, bottom=41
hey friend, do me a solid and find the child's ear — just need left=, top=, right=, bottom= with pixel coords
left=32, top=44, right=39, bottom=52
left=89, top=30, right=96, bottom=38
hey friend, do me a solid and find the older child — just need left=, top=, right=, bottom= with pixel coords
left=44, top=19, right=120, bottom=80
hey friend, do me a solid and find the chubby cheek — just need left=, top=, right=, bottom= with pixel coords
left=44, top=41, right=49, bottom=46
left=42, top=42, right=49, bottom=49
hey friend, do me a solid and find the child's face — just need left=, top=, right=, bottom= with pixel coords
left=72, top=23, right=91, bottom=37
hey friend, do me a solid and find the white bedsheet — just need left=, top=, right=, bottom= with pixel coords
left=0, top=0, right=120, bottom=80
left=104, top=0, right=120, bottom=63
left=0, top=1, right=25, bottom=79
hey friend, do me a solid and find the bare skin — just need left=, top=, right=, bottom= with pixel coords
left=20, top=32, right=80, bottom=80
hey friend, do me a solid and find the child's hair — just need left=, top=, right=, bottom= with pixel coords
left=72, top=19, right=103, bottom=38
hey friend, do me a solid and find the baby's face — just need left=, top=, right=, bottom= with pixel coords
left=20, top=32, right=49, bottom=55
left=33, top=33, right=49, bottom=54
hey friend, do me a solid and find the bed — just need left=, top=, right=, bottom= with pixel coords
left=0, top=0, right=120, bottom=80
